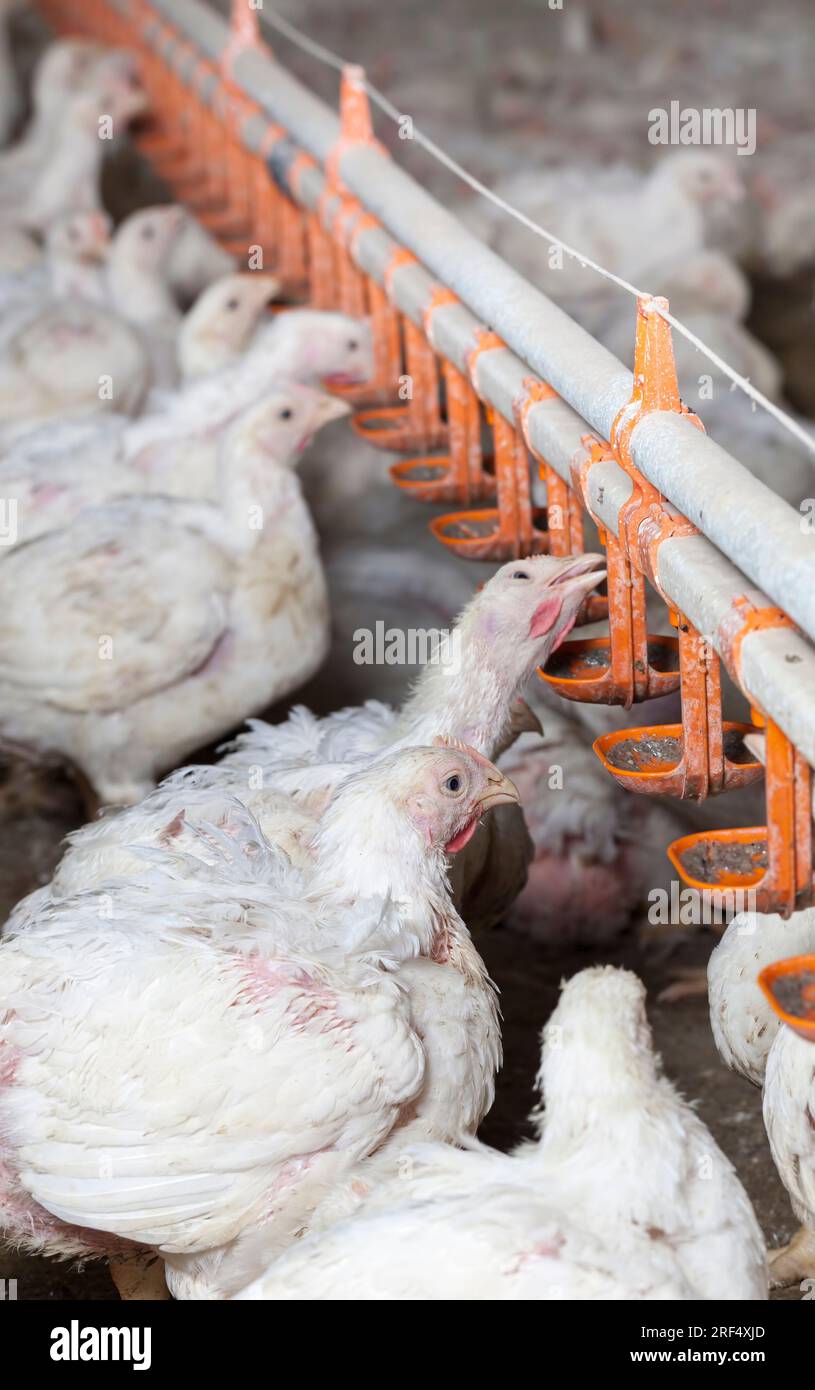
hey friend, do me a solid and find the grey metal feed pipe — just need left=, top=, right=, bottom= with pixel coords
left=125, top=0, right=815, bottom=763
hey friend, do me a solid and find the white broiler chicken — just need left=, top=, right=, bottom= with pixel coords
left=0, top=41, right=120, bottom=190
left=461, top=152, right=744, bottom=309
left=176, top=272, right=281, bottom=380
left=43, top=210, right=111, bottom=303
left=708, top=909, right=815, bottom=1089
left=0, top=212, right=111, bottom=347
left=0, top=308, right=373, bottom=541
left=0, top=743, right=515, bottom=1299
left=0, top=385, right=347, bottom=805
left=105, top=205, right=186, bottom=387
left=0, top=298, right=148, bottom=434
left=165, top=212, right=237, bottom=306
left=1, top=85, right=145, bottom=234
left=761, top=958, right=815, bottom=1288
left=236, top=966, right=767, bottom=1302
left=172, top=554, right=606, bottom=931
left=0, top=225, right=41, bottom=274
left=706, top=730, right=815, bottom=1287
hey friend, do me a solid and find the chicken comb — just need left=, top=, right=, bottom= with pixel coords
left=432, top=735, right=493, bottom=768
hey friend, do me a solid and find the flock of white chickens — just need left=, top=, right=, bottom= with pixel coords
left=0, top=6, right=813, bottom=1304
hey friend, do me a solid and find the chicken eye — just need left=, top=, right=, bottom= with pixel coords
left=142, top=226, right=155, bottom=240
left=444, top=774, right=462, bottom=793
left=278, top=408, right=293, bottom=420
left=347, top=338, right=359, bottom=351
left=512, top=569, right=530, bottom=579
left=226, top=298, right=240, bottom=310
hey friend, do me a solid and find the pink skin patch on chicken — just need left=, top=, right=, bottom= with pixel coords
left=505, top=1234, right=566, bottom=1275
left=237, top=959, right=352, bottom=1038
left=444, top=816, right=482, bottom=854
left=528, top=595, right=563, bottom=640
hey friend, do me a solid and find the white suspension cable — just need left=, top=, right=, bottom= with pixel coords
left=258, top=5, right=815, bottom=459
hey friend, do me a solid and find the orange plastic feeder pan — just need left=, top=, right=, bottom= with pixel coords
left=539, top=633, right=680, bottom=704
left=351, top=405, right=448, bottom=454
left=537, top=524, right=680, bottom=705
left=591, top=619, right=764, bottom=797
left=351, top=316, right=446, bottom=453
left=758, top=954, right=815, bottom=1043
left=428, top=505, right=549, bottom=561
left=594, top=721, right=764, bottom=798
left=389, top=361, right=492, bottom=505
left=667, top=718, right=813, bottom=914
left=667, top=825, right=770, bottom=890
left=427, top=413, right=549, bottom=560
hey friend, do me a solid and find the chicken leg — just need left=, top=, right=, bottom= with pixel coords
left=768, top=1224, right=815, bottom=1290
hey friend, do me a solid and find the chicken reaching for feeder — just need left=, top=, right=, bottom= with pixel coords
left=235, top=967, right=767, bottom=1302
left=0, top=743, right=516, bottom=1300
left=0, top=386, right=348, bottom=807
left=171, top=554, right=606, bottom=932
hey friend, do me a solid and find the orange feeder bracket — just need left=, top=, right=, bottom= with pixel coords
left=181, top=0, right=265, bottom=238
left=352, top=251, right=447, bottom=453
left=667, top=596, right=813, bottom=911
left=390, top=290, right=493, bottom=504
left=170, top=67, right=239, bottom=206
left=518, top=378, right=607, bottom=627
left=154, top=51, right=218, bottom=188
left=429, top=334, right=548, bottom=559
left=131, top=23, right=190, bottom=165
left=194, top=89, right=259, bottom=244
left=540, top=296, right=700, bottom=705
left=538, top=441, right=680, bottom=705
left=593, top=611, right=764, bottom=798
left=136, top=32, right=202, bottom=174
left=668, top=716, right=813, bottom=914
left=316, top=68, right=406, bottom=407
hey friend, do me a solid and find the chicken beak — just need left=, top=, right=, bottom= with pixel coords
left=529, top=554, right=606, bottom=640
left=319, top=395, right=353, bottom=424
left=549, top=554, right=607, bottom=611
left=475, top=767, right=521, bottom=812
left=254, top=275, right=281, bottom=306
